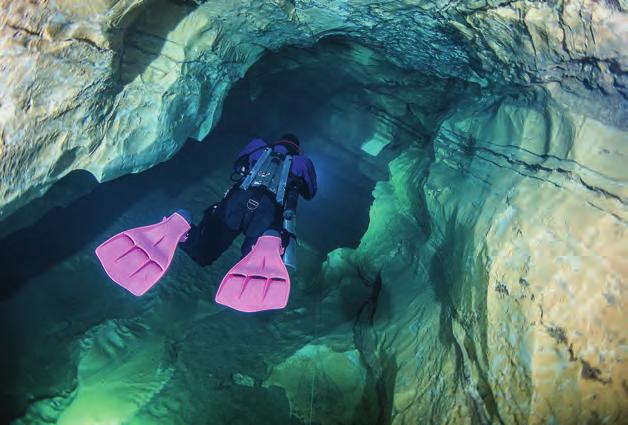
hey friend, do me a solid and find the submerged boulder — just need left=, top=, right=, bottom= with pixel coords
left=264, top=344, right=368, bottom=425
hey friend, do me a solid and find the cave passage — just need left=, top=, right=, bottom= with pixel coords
left=0, top=37, right=474, bottom=296
left=0, top=37, right=477, bottom=424
left=2, top=0, right=626, bottom=422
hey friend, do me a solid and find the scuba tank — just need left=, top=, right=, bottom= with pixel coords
left=281, top=184, right=299, bottom=271
left=282, top=211, right=297, bottom=270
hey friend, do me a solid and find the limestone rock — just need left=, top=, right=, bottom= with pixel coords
left=317, top=88, right=626, bottom=423
left=1, top=0, right=625, bottom=222
left=264, top=344, right=367, bottom=425
left=0, top=0, right=626, bottom=424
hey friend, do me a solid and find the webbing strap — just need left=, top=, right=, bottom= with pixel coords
left=240, top=148, right=272, bottom=190
left=276, top=155, right=293, bottom=204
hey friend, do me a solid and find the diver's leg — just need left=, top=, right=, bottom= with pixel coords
left=240, top=229, right=281, bottom=257
left=180, top=205, right=238, bottom=266
left=240, top=192, right=283, bottom=257
left=240, top=236, right=257, bottom=257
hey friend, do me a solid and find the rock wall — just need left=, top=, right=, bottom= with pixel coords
left=1, top=0, right=625, bottom=221
left=320, top=89, right=626, bottom=423
left=433, top=92, right=627, bottom=423
left=0, top=0, right=626, bottom=424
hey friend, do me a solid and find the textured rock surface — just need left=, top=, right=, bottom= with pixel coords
left=1, top=0, right=626, bottom=219
left=320, top=89, right=627, bottom=423
left=0, top=0, right=626, bottom=424
left=265, top=345, right=367, bottom=424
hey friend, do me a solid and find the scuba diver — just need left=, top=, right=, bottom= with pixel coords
left=94, top=134, right=317, bottom=313
left=181, top=134, right=317, bottom=266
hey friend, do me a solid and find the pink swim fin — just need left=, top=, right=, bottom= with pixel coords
left=215, top=235, right=290, bottom=313
left=95, top=212, right=191, bottom=296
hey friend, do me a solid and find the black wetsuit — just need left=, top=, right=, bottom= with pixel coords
left=181, top=139, right=317, bottom=266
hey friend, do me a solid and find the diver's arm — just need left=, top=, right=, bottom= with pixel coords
left=233, top=138, right=267, bottom=172
left=300, top=158, right=317, bottom=200
left=284, top=183, right=299, bottom=217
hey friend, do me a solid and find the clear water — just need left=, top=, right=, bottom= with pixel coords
left=0, top=45, right=383, bottom=424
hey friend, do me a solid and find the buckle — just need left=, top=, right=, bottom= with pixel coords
left=247, top=199, right=260, bottom=210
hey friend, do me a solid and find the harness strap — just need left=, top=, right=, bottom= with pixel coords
left=240, top=148, right=272, bottom=190
left=276, top=155, right=293, bottom=205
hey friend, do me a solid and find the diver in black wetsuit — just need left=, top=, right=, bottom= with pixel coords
left=181, top=134, right=317, bottom=267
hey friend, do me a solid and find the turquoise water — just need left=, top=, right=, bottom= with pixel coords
left=0, top=50, right=383, bottom=424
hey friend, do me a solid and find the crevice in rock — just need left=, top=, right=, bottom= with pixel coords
left=5, top=23, right=42, bottom=38
left=426, top=211, right=509, bottom=424
left=64, top=36, right=111, bottom=53
left=580, top=360, right=612, bottom=385
left=443, top=128, right=625, bottom=206
left=352, top=269, right=395, bottom=425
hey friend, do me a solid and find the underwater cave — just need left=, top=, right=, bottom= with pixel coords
left=0, top=1, right=626, bottom=424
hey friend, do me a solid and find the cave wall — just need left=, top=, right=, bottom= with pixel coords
left=1, top=0, right=625, bottom=221
left=431, top=92, right=627, bottom=423
left=0, top=0, right=626, bottom=424
left=320, top=88, right=626, bottom=423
